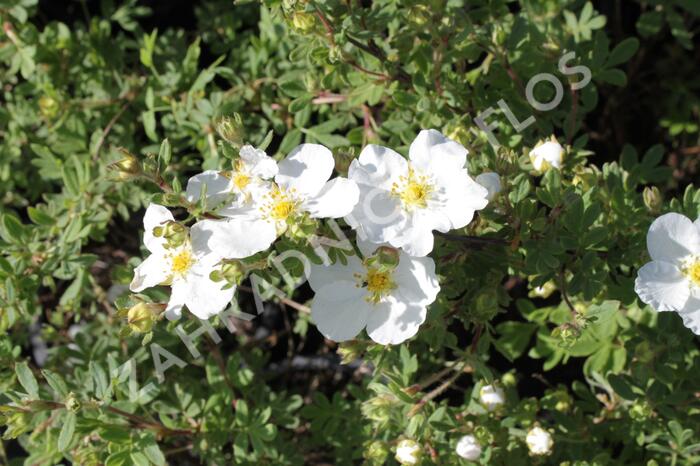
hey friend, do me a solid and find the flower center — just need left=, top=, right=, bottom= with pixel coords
left=232, top=172, right=251, bottom=190
left=357, top=266, right=396, bottom=304
left=171, top=249, right=194, bottom=276
left=683, top=259, right=700, bottom=286
left=392, top=167, right=433, bottom=210
left=231, top=160, right=251, bottom=190
left=263, top=186, right=298, bottom=222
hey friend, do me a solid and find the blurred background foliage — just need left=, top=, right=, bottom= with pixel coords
left=0, top=0, right=699, bottom=464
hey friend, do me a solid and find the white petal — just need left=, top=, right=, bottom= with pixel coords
left=647, top=213, right=700, bottom=262
left=129, top=253, right=169, bottom=292
left=308, top=256, right=364, bottom=293
left=185, top=170, right=233, bottom=210
left=365, top=299, right=427, bottom=345
left=634, top=261, right=690, bottom=312
left=678, top=290, right=700, bottom=335
left=475, top=172, right=502, bottom=201
left=143, top=204, right=174, bottom=253
left=345, top=184, right=406, bottom=244
left=276, top=144, right=334, bottom=198
left=311, top=289, right=371, bottom=342
left=393, top=253, right=440, bottom=306
left=240, top=145, right=278, bottom=179
left=349, top=144, right=407, bottom=191
left=165, top=281, right=187, bottom=320
left=183, top=268, right=236, bottom=320
left=439, top=172, right=489, bottom=230
left=389, top=224, right=435, bottom=257
left=190, top=218, right=277, bottom=259
left=408, top=129, right=467, bottom=174
left=304, top=177, right=360, bottom=219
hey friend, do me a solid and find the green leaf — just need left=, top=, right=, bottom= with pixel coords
left=58, top=411, right=76, bottom=451
left=495, top=322, right=537, bottom=361
left=606, top=37, right=639, bottom=67
left=597, top=68, right=627, bottom=87
left=0, top=214, right=27, bottom=243
left=41, top=370, right=69, bottom=397
left=158, top=138, right=171, bottom=167
left=15, top=362, right=39, bottom=398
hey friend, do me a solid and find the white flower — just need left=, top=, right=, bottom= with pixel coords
left=634, top=212, right=700, bottom=334
left=529, top=137, right=564, bottom=172
left=475, top=172, right=501, bottom=201
left=192, top=143, right=359, bottom=256
left=395, top=439, right=421, bottom=465
left=345, top=129, right=488, bottom=257
left=185, top=144, right=278, bottom=212
left=455, top=435, right=482, bottom=460
left=526, top=426, right=553, bottom=456
left=479, top=384, right=505, bottom=411
left=129, top=204, right=234, bottom=320
left=308, top=241, right=440, bottom=345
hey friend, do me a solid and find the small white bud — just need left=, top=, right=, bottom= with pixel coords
left=475, top=172, right=502, bottom=201
left=529, top=137, right=564, bottom=172
left=479, top=384, right=505, bottom=411
left=395, top=439, right=422, bottom=465
left=455, top=434, right=482, bottom=460
left=526, top=426, right=553, bottom=456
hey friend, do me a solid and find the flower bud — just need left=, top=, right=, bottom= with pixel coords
left=479, top=384, right=505, bottom=411
left=153, top=221, right=188, bottom=249
left=529, top=137, right=564, bottom=173
left=216, top=114, right=245, bottom=147
left=365, top=440, right=390, bottom=465
left=643, top=186, right=663, bottom=213
left=64, top=392, right=81, bottom=412
left=526, top=426, right=553, bottom=456
left=109, top=149, right=142, bottom=181
left=455, top=434, right=482, bottom=460
left=39, top=95, right=60, bottom=120
left=395, top=439, right=422, bottom=465
left=475, top=172, right=502, bottom=201
left=337, top=340, right=365, bottom=364
left=127, top=302, right=161, bottom=334
left=211, top=260, right=245, bottom=286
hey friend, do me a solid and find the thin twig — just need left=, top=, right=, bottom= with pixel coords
left=237, top=285, right=310, bottom=314
left=92, top=101, right=132, bottom=161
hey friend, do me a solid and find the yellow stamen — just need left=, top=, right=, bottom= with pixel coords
left=233, top=172, right=250, bottom=190
left=171, top=249, right=194, bottom=276
left=361, top=267, right=396, bottom=304
left=232, top=160, right=251, bottom=190
left=684, top=260, right=700, bottom=286
left=392, top=166, right=432, bottom=210
left=263, top=186, right=298, bottom=222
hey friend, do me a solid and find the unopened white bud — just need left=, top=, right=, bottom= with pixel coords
left=529, top=137, right=564, bottom=172
left=526, top=426, right=553, bottom=456
left=395, top=439, right=421, bottom=465
left=479, top=384, right=505, bottom=411
left=455, top=434, right=482, bottom=460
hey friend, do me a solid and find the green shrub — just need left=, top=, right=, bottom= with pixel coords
left=1, top=0, right=700, bottom=464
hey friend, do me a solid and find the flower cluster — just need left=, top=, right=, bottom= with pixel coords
left=130, top=129, right=493, bottom=345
